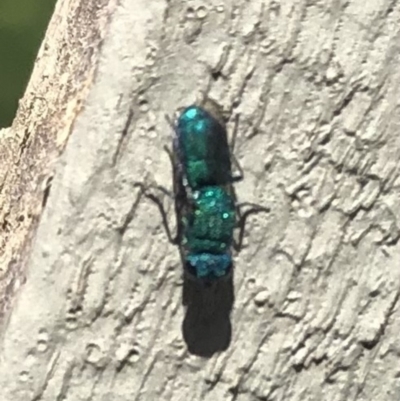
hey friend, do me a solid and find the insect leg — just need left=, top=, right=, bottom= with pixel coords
left=230, top=155, right=244, bottom=183
left=117, top=186, right=144, bottom=236
left=133, top=182, right=180, bottom=245
left=162, top=117, right=189, bottom=246
left=233, top=202, right=270, bottom=252
left=164, top=113, right=175, bottom=131
left=122, top=152, right=180, bottom=244
left=229, top=114, right=244, bottom=183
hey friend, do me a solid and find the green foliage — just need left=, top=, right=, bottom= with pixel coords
left=0, top=0, right=55, bottom=127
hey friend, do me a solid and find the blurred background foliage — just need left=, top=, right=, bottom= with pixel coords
left=0, top=0, right=55, bottom=128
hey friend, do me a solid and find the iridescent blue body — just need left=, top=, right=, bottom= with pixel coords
left=175, top=105, right=233, bottom=189
left=180, top=186, right=236, bottom=279
left=132, top=102, right=267, bottom=283
left=171, top=103, right=240, bottom=281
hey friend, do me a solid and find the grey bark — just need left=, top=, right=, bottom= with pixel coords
left=1, top=0, right=400, bottom=400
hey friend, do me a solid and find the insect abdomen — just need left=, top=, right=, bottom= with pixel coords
left=183, top=186, right=236, bottom=279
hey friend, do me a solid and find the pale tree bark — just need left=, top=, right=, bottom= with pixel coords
left=1, top=0, right=400, bottom=400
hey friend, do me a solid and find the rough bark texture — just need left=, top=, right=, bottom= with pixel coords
left=0, top=0, right=115, bottom=324
left=1, top=1, right=400, bottom=400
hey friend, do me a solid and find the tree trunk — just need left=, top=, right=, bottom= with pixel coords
left=1, top=1, right=399, bottom=400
